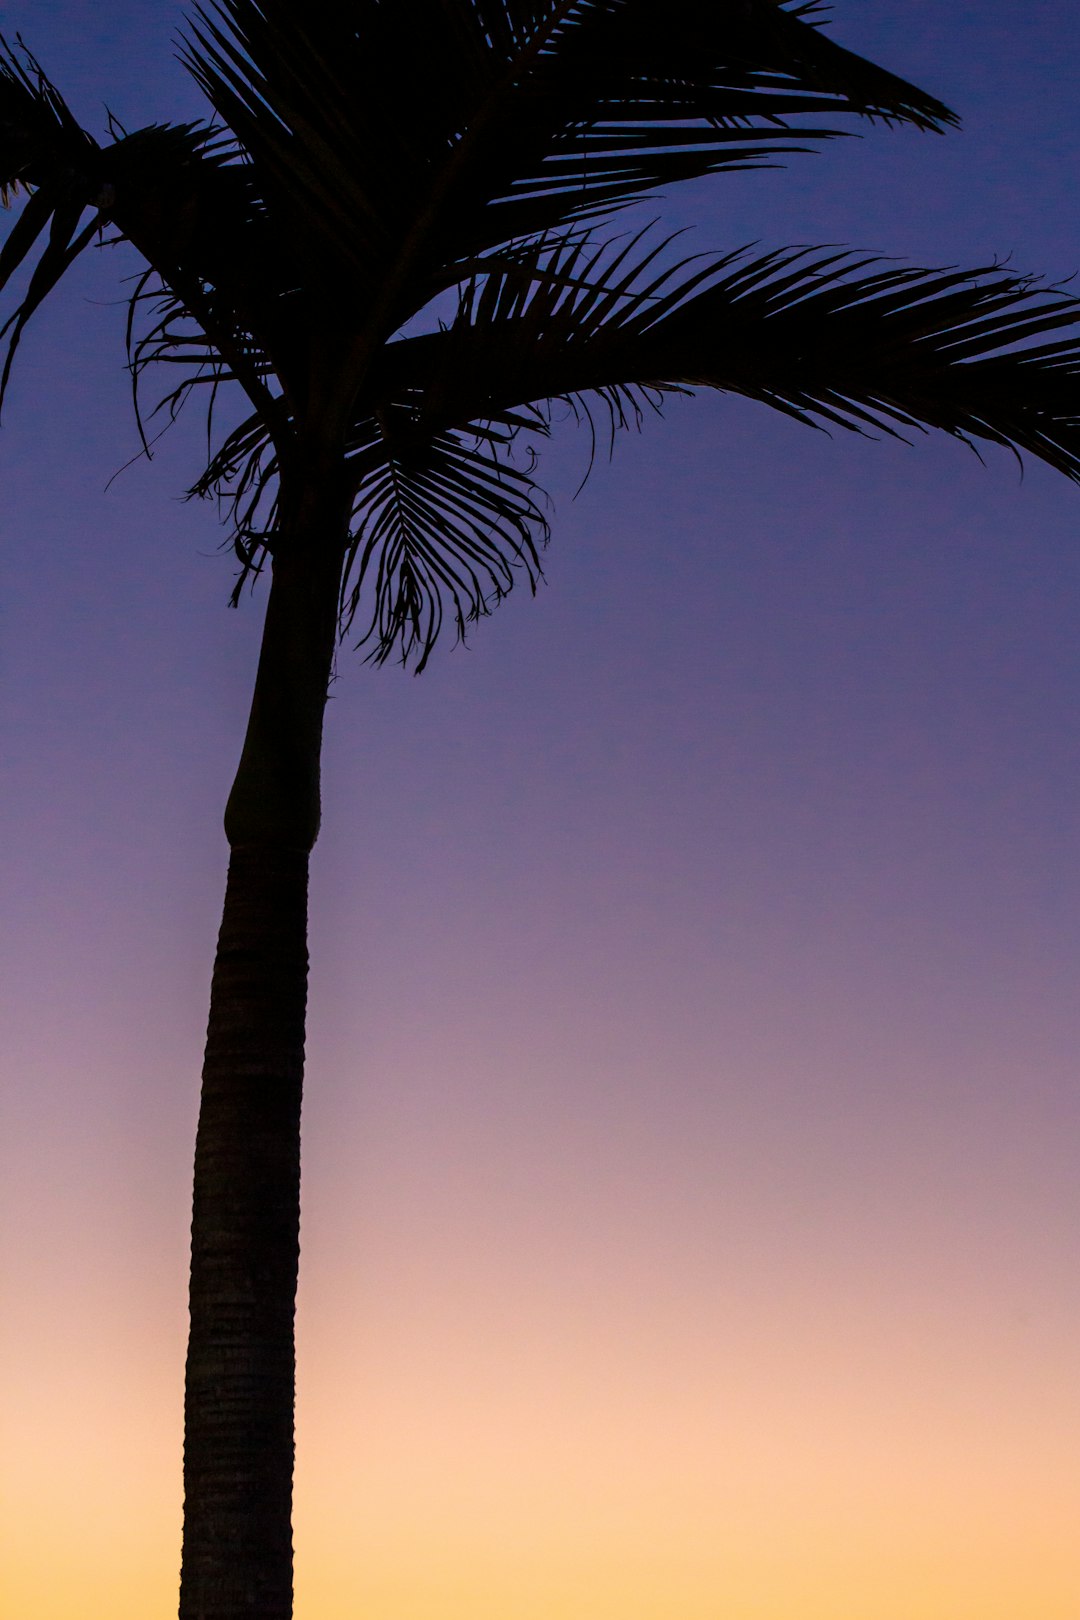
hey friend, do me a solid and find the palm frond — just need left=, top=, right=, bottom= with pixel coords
left=449, top=0, right=956, bottom=240
left=340, top=411, right=548, bottom=672
left=0, top=33, right=98, bottom=191
left=0, top=35, right=296, bottom=424
left=184, top=395, right=549, bottom=674
left=195, top=233, right=1080, bottom=671
left=178, top=0, right=956, bottom=340
left=375, top=235, right=1080, bottom=484
left=103, top=121, right=306, bottom=429
left=0, top=37, right=108, bottom=403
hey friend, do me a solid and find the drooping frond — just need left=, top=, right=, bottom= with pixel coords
left=0, top=33, right=97, bottom=191
left=339, top=412, right=549, bottom=671
left=0, top=34, right=298, bottom=426
left=0, top=37, right=108, bottom=401
left=94, top=118, right=315, bottom=437
left=376, top=236, right=1080, bottom=484
left=184, top=390, right=550, bottom=674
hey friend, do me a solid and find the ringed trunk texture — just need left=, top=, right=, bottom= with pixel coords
left=179, top=482, right=347, bottom=1620
left=180, top=844, right=309, bottom=1619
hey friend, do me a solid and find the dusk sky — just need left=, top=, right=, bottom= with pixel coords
left=2, top=4, right=1079, bottom=1618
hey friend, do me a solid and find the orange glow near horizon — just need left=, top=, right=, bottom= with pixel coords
left=5, top=1257, right=1079, bottom=1620
left=5, top=1041, right=1079, bottom=1620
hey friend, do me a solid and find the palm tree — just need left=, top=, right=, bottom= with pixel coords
left=3, top=3, right=1080, bottom=1615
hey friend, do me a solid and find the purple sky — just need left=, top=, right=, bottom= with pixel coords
left=3, top=6, right=1079, bottom=1618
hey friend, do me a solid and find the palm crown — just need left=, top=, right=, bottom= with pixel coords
left=5, top=0, right=1080, bottom=671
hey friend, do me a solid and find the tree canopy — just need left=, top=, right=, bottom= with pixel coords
left=3, top=1, right=1080, bottom=671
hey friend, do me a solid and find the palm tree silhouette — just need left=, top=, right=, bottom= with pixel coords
left=4, top=4, right=1080, bottom=1616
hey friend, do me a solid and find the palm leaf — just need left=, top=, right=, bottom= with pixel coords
left=376, top=237, right=1080, bottom=482
left=0, top=51, right=299, bottom=440
left=340, top=413, right=548, bottom=671
left=0, top=38, right=108, bottom=402
left=186, top=396, right=549, bottom=675
left=183, top=234, right=1080, bottom=671
left=179, top=0, right=957, bottom=340
left=0, top=33, right=98, bottom=190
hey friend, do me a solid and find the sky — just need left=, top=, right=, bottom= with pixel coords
left=2, top=4, right=1079, bottom=1618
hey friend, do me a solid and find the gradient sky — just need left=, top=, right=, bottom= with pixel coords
left=2, top=5, right=1079, bottom=1618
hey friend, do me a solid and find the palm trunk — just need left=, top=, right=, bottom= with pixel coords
left=179, top=477, right=348, bottom=1619
left=180, top=843, right=309, bottom=1619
